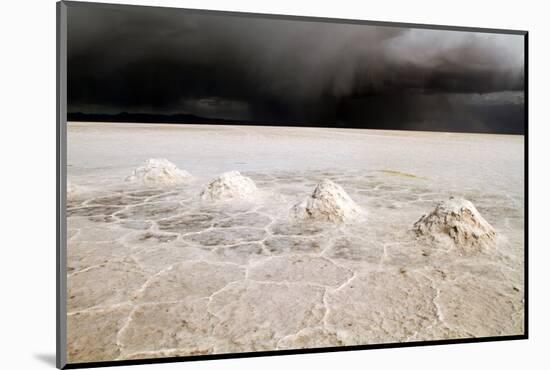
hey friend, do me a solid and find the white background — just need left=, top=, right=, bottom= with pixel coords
left=1, top=0, right=547, bottom=368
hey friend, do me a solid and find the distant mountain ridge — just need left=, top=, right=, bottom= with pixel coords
left=67, top=112, right=245, bottom=125
left=67, top=111, right=525, bottom=135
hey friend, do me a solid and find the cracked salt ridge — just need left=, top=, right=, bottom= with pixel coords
left=66, top=167, right=523, bottom=360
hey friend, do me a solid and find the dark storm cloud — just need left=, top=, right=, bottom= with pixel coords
left=67, top=4, right=525, bottom=133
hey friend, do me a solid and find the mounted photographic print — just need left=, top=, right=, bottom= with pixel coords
left=56, top=1, right=528, bottom=368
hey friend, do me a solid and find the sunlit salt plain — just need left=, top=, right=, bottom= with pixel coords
left=66, top=122, right=525, bottom=363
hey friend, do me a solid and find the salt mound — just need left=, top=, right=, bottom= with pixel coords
left=291, top=179, right=364, bottom=223
left=200, top=171, right=258, bottom=201
left=413, top=197, right=496, bottom=248
left=67, top=181, right=79, bottom=200
left=125, top=158, right=191, bottom=186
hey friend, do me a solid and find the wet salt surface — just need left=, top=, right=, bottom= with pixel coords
left=66, top=123, right=524, bottom=363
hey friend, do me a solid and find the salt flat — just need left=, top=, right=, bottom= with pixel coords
left=66, top=122, right=525, bottom=363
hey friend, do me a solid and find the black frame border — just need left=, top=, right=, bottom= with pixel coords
left=56, top=1, right=529, bottom=369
